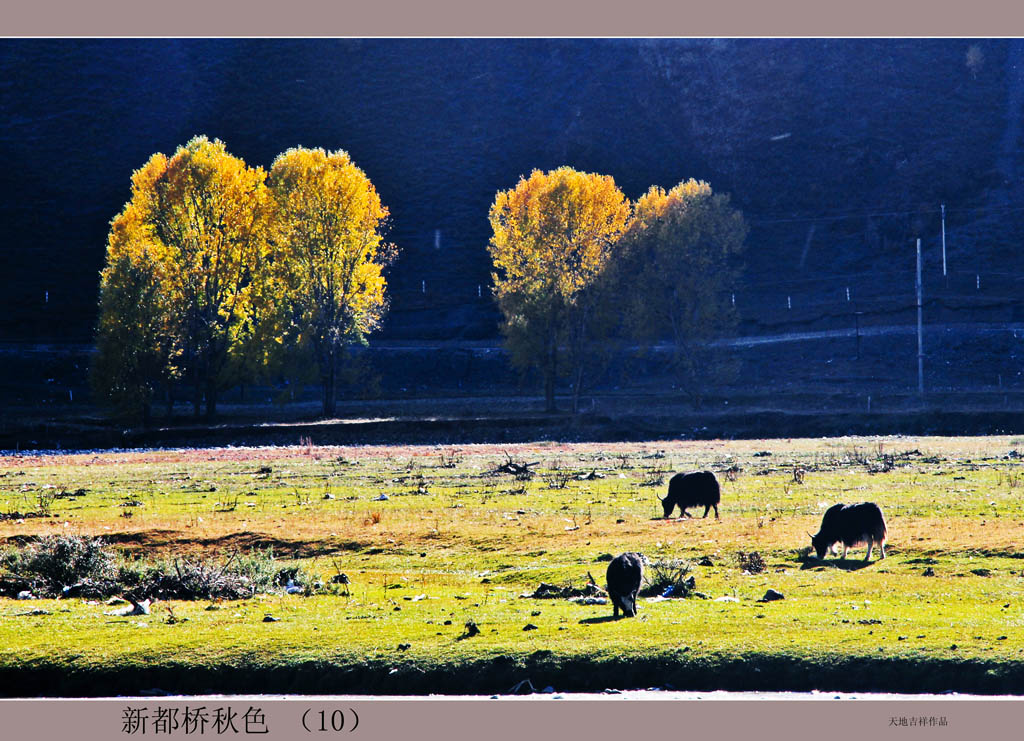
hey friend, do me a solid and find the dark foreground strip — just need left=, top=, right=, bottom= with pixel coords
left=2, top=653, right=1023, bottom=698
left=6, top=409, right=1024, bottom=451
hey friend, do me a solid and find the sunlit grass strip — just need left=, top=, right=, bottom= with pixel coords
left=2, top=435, right=1024, bottom=694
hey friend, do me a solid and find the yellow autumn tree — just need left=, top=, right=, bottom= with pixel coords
left=91, top=163, right=177, bottom=422
left=267, top=147, right=394, bottom=417
left=617, top=179, right=747, bottom=407
left=488, top=167, right=630, bottom=412
left=93, top=136, right=270, bottom=420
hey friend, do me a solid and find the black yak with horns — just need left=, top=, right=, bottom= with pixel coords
left=660, top=470, right=721, bottom=519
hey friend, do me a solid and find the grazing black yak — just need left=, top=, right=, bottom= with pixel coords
left=809, top=502, right=887, bottom=561
left=606, top=552, right=644, bottom=618
left=660, top=470, right=721, bottom=519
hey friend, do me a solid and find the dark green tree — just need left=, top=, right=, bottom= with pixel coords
left=617, top=179, right=747, bottom=407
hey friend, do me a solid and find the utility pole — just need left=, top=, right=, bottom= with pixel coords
left=940, top=203, right=947, bottom=282
left=916, top=237, right=924, bottom=395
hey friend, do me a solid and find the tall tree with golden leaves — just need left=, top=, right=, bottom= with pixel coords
left=268, top=147, right=394, bottom=417
left=93, top=136, right=270, bottom=420
left=617, top=179, right=747, bottom=407
left=488, top=167, right=630, bottom=412
left=91, top=166, right=177, bottom=422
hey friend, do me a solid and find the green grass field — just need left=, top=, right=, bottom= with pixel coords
left=2, top=435, right=1024, bottom=696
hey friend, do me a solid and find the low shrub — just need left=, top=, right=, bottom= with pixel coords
left=0, top=538, right=321, bottom=600
left=639, top=558, right=695, bottom=598
left=1, top=535, right=120, bottom=597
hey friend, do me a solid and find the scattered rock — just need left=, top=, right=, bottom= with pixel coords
left=971, top=568, right=992, bottom=577
left=443, top=620, right=452, bottom=625
left=397, top=643, right=411, bottom=651
left=373, top=494, right=389, bottom=501
left=330, top=573, right=350, bottom=585
left=17, top=608, right=51, bottom=616
left=714, top=595, right=740, bottom=603
left=523, top=623, right=538, bottom=631
left=263, top=615, right=280, bottom=622
left=462, top=620, right=480, bottom=638
left=595, top=553, right=614, bottom=562
left=698, top=556, right=714, bottom=567
left=531, top=610, right=541, bottom=617
left=922, top=567, right=935, bottom=577
left=16, top=591, right=33, bottom=600
left=758, top=589, right=784, bottom=602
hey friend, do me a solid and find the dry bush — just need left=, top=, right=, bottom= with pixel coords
left=544, top=461, right=572, bottom=489
left=639, top=465, right=668, bottom=487
left=34, top=488, right=59, bottom=516
left=1, top=538, right=314, bottom=601
left=437, top=449, right=462, bottom=468
left=639, top=558, right=695, bottom=597
left=1, top=535, right=119, bottom=597
left=737, top=551, right=766, bottom=574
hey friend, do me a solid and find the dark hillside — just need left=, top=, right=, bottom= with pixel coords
left=1, top=38, right=1021, bottom=343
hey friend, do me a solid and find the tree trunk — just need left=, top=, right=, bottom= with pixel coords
left=205, top=380, right=218, bottom=420
left=543, top=337, right=557, bottom=413
left=571, top=363, right=584, bottom=415
left=321, top=349, right=336, bottom=418
left=192, top=381, right=202, bottom=419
